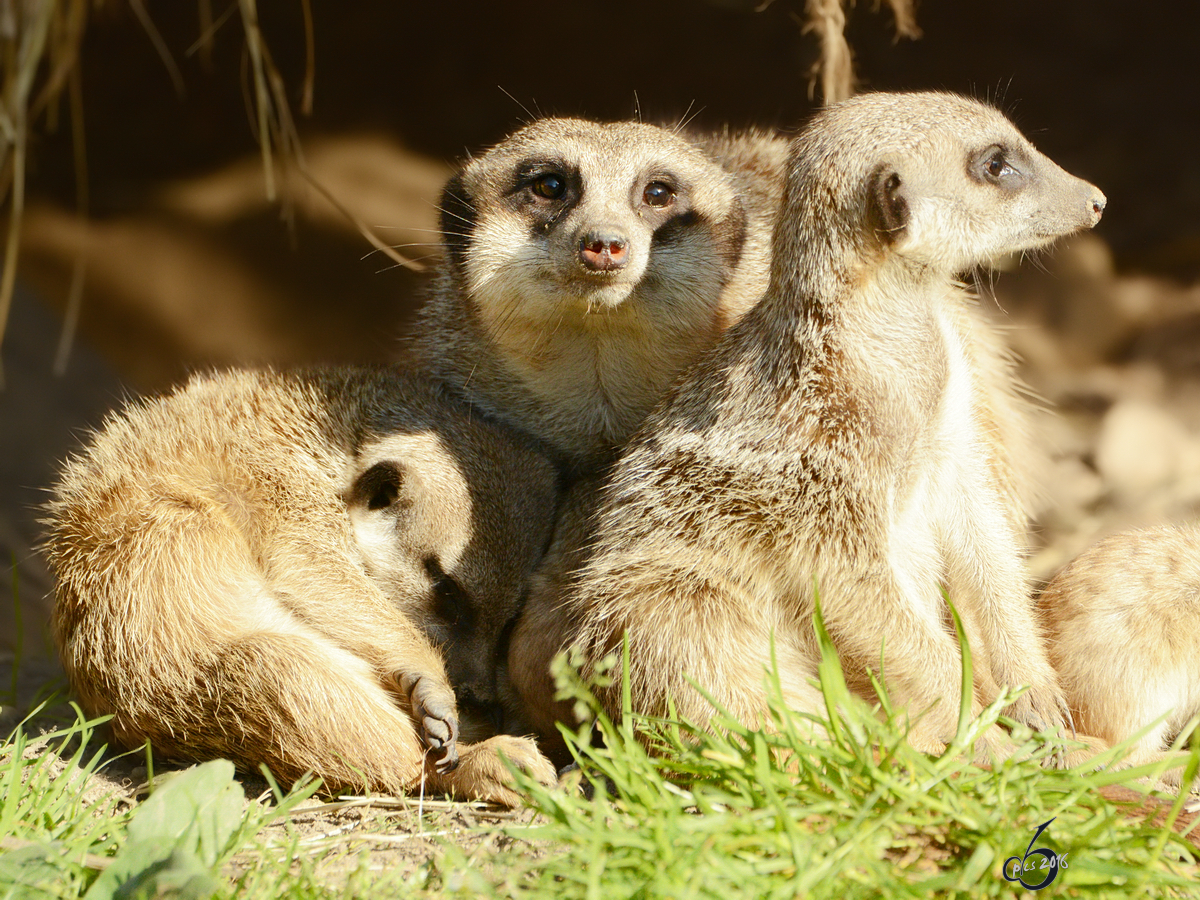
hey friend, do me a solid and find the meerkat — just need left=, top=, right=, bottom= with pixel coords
left=412, top=117, right=780, bottom=472
left=509, top=92, right=1105, bottom=758
left=707, top=126, right=1044, bottom=537
left=45, top=367, right=559, bottom=806
left=1039, top=524, right=1200, bottom=789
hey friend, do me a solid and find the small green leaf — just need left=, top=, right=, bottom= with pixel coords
left=83, top=760, right=243, bottom=900
left=84, top=844, right=221, bottom=900
left=127, top=759, right=243, bottom=867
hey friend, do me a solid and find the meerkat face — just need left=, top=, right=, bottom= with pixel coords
left=782, top=92, right=1105, bottom=279
left=889, top=114, right=1106, bottom=272
left=345, top=429, right=557, bottom=718
left=440, top=118, right=746, bottom=323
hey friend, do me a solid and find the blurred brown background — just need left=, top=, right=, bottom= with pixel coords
left=4, top=0, right=1200, bottom=668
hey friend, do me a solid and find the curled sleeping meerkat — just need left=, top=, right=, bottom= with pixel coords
left=45, top=367, right=558, bottom=805
left=1040, top=524, right=1200, bottom=790
left=413, top=117, right=779, bottom=472
left=512, top=92, right=1105, bottom=757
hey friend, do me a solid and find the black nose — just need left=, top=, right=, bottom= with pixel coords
left=579, top=230, right=629, bottom=271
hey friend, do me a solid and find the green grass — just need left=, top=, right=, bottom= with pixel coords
left=431, top=610, right=1200, bottom=899
left=0, top=704, right=330, bottom=899
left=1, top=610, right=1197, bottom=899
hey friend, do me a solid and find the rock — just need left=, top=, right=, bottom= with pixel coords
left=1093, top=400, right=1193, bottom=498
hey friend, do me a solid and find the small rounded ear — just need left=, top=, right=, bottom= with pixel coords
left=348, top=461, right=409, bottom=512
left=439, top=172, right=477, bottom=271
left=870, top=166, right=908, bottom=243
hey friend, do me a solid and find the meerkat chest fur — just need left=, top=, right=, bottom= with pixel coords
left=751, top=264, right=989, bottom=604
left=469, top=267, right=725, bottom=446
left=873, top=282, right=995, bottom=594
left=838, top=273, right=982, bottom=511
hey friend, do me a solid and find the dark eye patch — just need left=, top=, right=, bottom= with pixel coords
left=650, top=210, right=701, bottom=249
left=423, top=556, right=475, bottom=629
left=507, top=158, right=582, bottom=233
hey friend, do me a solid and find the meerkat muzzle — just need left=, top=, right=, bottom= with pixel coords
left=579, top=229, right=630, bottom=271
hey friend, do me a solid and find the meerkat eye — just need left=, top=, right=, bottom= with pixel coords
left=979, top=147, right=1018, bottom=182
left=531, top=173, right=566, bottom=200
left=424, top=557, right=473, bottom=625
left=643, top=181, right=675, bottom=208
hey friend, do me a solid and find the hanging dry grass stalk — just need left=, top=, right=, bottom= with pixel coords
left=0, top=0, right=90, bottom=385
left=804, top=0, right=854, bottom=104
left=233, top=0, right=420, bottom=273
left=800, top=0, right=920, bottom=105
left=883, top=0, right=921, bottom=41
left=0, top=0, right=422, bottom=379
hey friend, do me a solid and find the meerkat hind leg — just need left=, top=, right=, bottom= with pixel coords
left=583, top=570, right=829, bottom=738
left=817, top=565, right=1018, bottom=763
left=187, top=632, right=553, bottom=805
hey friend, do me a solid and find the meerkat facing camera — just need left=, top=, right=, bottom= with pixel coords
left=413, top=117, right=780, bottom=472
left=1040, top=524, right=1200, bottom=790
left=510, top=92, right=1103, bottom=758
left=45, top=368, right=558, bottom=805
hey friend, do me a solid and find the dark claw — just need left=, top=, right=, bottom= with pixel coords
left=399, top=672, right=460, bottom=772
left=423, top=715, right=452, bottom=750
left=431, top=739, right=458, bottom=774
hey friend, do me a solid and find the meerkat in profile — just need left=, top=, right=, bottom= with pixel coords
left=413, top=117, right=779, bottom=472
left=45, top=367, right=558, bottom=805
left=511, top=92, right=1104, bottom=757
left=1040, top=524, right=1200, bottom=789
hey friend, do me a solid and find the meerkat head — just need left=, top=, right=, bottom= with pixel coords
left=345, top=426, right=557, bottom=726
left=439, top=117, right=747, bottom=321
left=776, top=91, right=1106, bottom=288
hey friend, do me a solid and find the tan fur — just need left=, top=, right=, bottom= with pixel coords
left=504, top=476, right=605, bottom=763
left=45, top=367, right=558, bottom=805
left=1040, top=524, right=1200, bottom=790
left=413, top=118, right=776, bottom=472
left=511, top=92, right=1104, bottom=757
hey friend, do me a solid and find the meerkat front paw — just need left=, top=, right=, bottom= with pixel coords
left=1003, top=683, right=1073, bottom=743
left=432, top=735, right=558, bottom=808
left=399, top=671, right=460, bottom=773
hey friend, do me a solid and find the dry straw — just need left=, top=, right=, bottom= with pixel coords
left=800, top=0, right=921, bottom=104
left=0, top=0, right=422, bottom=380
